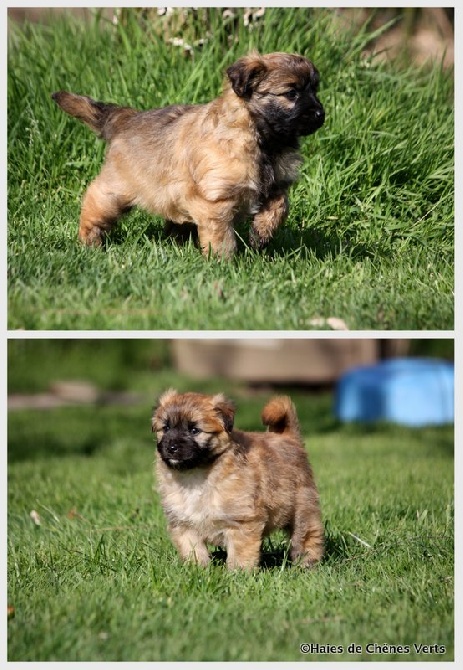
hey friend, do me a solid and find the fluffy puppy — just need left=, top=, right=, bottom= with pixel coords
left=152, top=389, right=324, bottom=569
left=52, top=51, right=324, bottom=257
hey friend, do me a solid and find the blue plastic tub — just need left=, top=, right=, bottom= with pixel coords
left=335, top=358, right=454, bottom=427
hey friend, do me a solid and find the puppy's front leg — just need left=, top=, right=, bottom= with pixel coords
left=169, top=526, right=210, bottom=566
left=225, top=524, right=263, bottom=570
left=249, top=191, right=289, bottom=249
left=197, top=219, right=237, bottom=259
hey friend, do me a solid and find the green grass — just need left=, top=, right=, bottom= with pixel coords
left=8, top=340, right=454, bottom=661
left=7, top=8, right=454, bottom=330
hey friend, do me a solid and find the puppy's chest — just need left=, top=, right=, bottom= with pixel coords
left=245, top=150, right=302, bottom=216
left=263, top=150, right=303, bottom=190
left=161, top=469, right=252, bottom=530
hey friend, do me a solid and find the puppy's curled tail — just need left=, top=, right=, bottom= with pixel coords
left=261, top=396, right=300, bottom=438
left=51, top=91, right=138, bottom=140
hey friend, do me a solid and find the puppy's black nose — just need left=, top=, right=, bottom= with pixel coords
left=315, top=108, right=325, bottom=122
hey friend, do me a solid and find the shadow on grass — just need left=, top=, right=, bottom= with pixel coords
left=105, top=215, right=200, bottom=251
left=209, top=527, right=353, bottom=570
left=99, top=209, right=379, bottom=263
left=210, top=546, right=294, bottom=570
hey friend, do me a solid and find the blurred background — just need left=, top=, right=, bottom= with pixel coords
left=8, top=337, right=454, bottom=393
left=8, top=338, right=454, bottom=434
left=8, top=7, right=454, bottom=69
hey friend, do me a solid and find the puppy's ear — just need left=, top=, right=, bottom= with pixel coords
left=212, top=394, right=235, bottom=432
left=151, top=388, right=178, bottom=431
left=157, top=388, right=178, bottom=407
left=227, top=54, right=267, bottom=98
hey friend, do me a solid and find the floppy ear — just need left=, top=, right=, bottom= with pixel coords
left=226, top=54, right=267, bottom=98
left=212, top=394, right=235, bottom=432
left=151, top=388, right=178, bottom=432
left=157, top=388, right=178, bottom=407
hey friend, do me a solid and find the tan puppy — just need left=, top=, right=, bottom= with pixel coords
left=152, top=389, right=324, bottom=569
left=52, top=51, right=324, bottom=257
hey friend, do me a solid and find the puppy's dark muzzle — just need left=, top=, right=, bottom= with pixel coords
left=157, top=430, right=181, bottom=460
left=165, top=441, right=179, bottom=456
left=314, top=107, right=325, bottom=126
left=157, top=432, right=218, bottom=470
left=301, top=104, right=325, bottom=135
left=158, top=434, right=182, bottom=457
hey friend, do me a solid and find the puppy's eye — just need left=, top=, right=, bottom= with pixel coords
left=283, top=89, right=298, bottom=101
left=162, top=421, right=171, bottom=432
left=188, top=423, right=200, bottom=435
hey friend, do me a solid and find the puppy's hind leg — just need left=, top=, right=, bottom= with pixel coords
left=79, top=173, right=132, bottom=246
left=249, top=191, right=289, bottom=249
left=290, top=494, right=324, bottom=567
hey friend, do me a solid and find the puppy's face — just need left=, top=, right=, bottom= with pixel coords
left=152, top=389, right=235, bottom=470
left=227, top=52, right=325, bottom=142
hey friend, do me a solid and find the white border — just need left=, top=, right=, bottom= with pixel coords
left=4, top=3, right=459, bottom=668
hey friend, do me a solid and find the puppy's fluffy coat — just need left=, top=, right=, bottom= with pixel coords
left=152, top=389, right=324, bottom=569
left=52, top=51, right=324, bottom=257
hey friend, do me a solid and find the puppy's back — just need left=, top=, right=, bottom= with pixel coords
left=231, top=395, right=312, bottom=487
